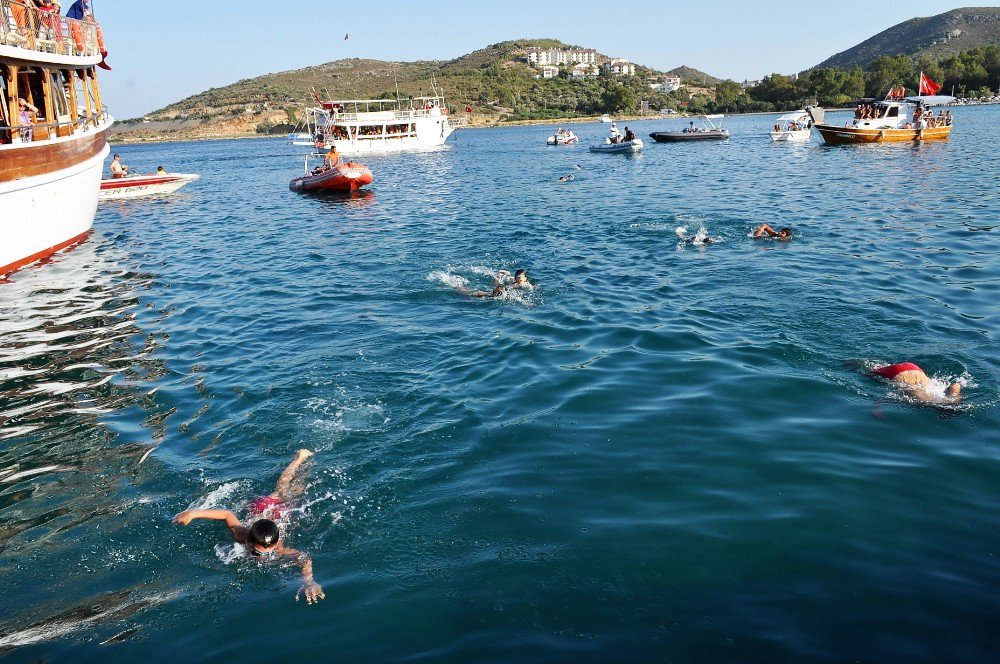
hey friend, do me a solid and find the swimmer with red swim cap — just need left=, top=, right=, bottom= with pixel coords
left=871, top=362, right=962, bottom=403
left=174, top=449, right=325, bottom=604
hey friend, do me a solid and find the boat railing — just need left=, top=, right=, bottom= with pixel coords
left=328, top=106, right=452, bottom=124
left=1, top=105, right=110, bottom=145
left=0, top=0, right=103, bottom=58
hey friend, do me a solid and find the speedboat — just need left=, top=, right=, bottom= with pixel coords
left=547, top=130, right=579, bottom=145
left=99, top=173, right=199, bottom=201
left=649, top=114, right=730, bottom=142
left=589, top=138, right=643, bottom=153
left=599, top=114, right=613, bottom=123
left=809, top=93, right=954, bottom=144
left=289, top=154, right=373, bottom=192
left=769, top=110, right=812, bottom=142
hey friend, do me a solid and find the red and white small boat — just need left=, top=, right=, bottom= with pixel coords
left=99, top=173, right=199, bottom=201
left=289, top=156, right=373, bottom=192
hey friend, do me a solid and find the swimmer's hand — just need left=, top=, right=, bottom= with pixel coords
left=173, top=511, right=195, bottom=526
left=296, top=580, right=325, bottom=605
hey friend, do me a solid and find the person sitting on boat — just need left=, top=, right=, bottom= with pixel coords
left=174, top=449, right=325, bottom=605
left=870, top=362, right=962, bottom=404
left=685, top=121, right=698, bottom=133
left=753, top=223, right=792, bottom=241
left=156, top=166, right=167, bottom=175
left=109, top=154, right=129, bottom=178
left=16, top=98, right=37, bottom=142
left=324, top=146, right=340, bottom=169
left=623, top=126, right=635, bottom=142
left=945, top=110, right=953, bottom=126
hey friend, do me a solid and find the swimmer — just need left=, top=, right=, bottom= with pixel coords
left=174, top=449, right=325, bottom=604
left=753, top=223, right=792, bottom=240
left=559, top=174, right=575, bottom=182
left=466, top=268, right=532, bottom=298
left=871, top=362, right=962, bottom=403
left=675, top=226, right=714, bottom=245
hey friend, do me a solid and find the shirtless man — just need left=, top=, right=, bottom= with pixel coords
left=174, top=449, right=325, bottom=604
left=753, top=223, right=792, bottom=240
left=465, top=269, right=532, bottom=298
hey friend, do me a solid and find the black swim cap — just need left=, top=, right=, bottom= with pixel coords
left=249, top=519, right=280, bottom=547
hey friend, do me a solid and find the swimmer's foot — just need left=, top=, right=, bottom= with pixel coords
left=946, top=383, right=962, bottom=398
left=295, top=449, right=314, bottom=463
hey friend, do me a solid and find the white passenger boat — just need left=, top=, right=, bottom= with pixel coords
left=292, top=93, right=463, bottom=155
left=99, top=173, right=200, bottom=200
left=769, top=110, right=812, bottom=142
left=589, top=138, right=643, bottom=153
left=1, top=1, right=112, bottom=276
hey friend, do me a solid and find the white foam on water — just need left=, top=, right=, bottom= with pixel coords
left=188, top=480, right=245, bottom=511
left=427, top=270, right=468, bottom=288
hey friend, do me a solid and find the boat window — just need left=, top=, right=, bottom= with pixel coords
left=0, top=65, right=9, bottom=144
left=17, top=67, right=46, bottom=122
left=887, top=107, right=898, bottom=118
left=50, top=71, right=70, bottom=117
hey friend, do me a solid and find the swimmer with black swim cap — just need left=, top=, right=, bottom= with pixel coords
left=871, top=362, right=962, bottom=403
left=174, top=449, right=325, bottom=604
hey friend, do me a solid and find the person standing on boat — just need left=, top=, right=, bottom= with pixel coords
left=65, top=0, right=88, bottom=19
left=109, top=154, right=129, bottom=178
left=609, top=122, right=621, bottom=143
left=16, top=98, right=37, bottom=142
left=324, top=146, right=340, bottom=169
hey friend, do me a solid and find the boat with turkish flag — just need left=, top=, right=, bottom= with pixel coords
left=809, top=73, right=954, bottom=145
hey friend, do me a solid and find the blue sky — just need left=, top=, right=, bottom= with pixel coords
left=94, top=0, right=995, bottom=119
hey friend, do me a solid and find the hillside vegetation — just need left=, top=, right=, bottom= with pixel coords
left=817, top=7, right=1000, bottom=70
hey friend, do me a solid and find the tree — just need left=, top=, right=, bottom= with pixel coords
left=713, top=80, right=746, bottom=112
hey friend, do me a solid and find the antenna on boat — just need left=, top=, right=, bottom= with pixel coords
left=393, top=69, right=401, bottom=105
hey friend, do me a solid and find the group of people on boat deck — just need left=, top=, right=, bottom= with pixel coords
left=608, top=123, right=635, bottom=143
left=773, top=120, right=808, bottom=132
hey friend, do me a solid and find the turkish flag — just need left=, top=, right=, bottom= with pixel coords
left=919, top=72, right=942, bottom=96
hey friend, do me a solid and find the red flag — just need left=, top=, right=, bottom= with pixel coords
left=919, top=71, right=942, bottom=96
left=465, top=105, right=473, bottom=113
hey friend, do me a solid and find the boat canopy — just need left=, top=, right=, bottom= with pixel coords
left=903, top=95, right=956, bottom=106
left=776, top=111, right=809, bottom=122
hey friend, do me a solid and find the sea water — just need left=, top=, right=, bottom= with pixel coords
left=1, top=107, right=998, bottom=662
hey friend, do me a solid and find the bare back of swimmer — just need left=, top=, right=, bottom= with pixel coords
left=872, top=362, right=962, bottom=403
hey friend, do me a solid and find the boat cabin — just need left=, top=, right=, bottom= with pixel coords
left=1, top=2, right=107, bottom=145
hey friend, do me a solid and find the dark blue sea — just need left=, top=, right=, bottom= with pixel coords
left=1, top=107, right=998, bottom=662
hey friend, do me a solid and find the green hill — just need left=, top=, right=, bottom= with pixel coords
left=816, top=6, right=1000, bottom=70
left=126, top=39, right=718, bottom=128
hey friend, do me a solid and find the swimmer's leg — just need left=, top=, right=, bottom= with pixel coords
left=271, top=449, right=314, bottom=501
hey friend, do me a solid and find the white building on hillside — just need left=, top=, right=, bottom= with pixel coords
left=526, top=47, right=599, bottom=67
left=650, top=75, right=681, bottom=93
left=541, top=65, right=559, bottom=79
left=571, top=63, right=599, bottom=78
left=602, top=58, right=636, bottom=76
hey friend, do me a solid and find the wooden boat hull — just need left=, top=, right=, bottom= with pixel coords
left=649, top=130, right=729, bottom=142
left=589, top=139, right=643, bottom=153
left=99, top=174, right=199, bottom=200
left=289, top=162, right=373, bottom=192
left=815, top=124, right=952, bottom=144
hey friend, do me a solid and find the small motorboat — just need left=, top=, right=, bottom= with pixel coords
left=599, top=114, right=613, bottom=123
left=99, top=173, right=200, bottom=201
left=769, top=110, right=812, bottom=142
left=547, top=129, right=579, bottom=145
left=289, top=154, right=373, bottom=192
left=649, top=114, right=730, bottom=142
left=589, top=138, right=643, bottom=153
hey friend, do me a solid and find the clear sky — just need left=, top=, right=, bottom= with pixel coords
left=93, top=0, right=996, bottom=119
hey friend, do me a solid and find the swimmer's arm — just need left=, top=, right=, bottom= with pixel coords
left=277, top=545, right=325, bottom=604
left=173, top=509, right=241, bottom=530
left=754, top=224, right=777, bottom=237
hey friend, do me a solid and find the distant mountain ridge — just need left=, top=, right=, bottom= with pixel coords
left=816, top=6, right=1000, bottom=70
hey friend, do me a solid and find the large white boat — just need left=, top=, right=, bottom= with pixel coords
left=1, top=0, right=112, bottom=276
left=293, top=94, right=463, bottom=155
